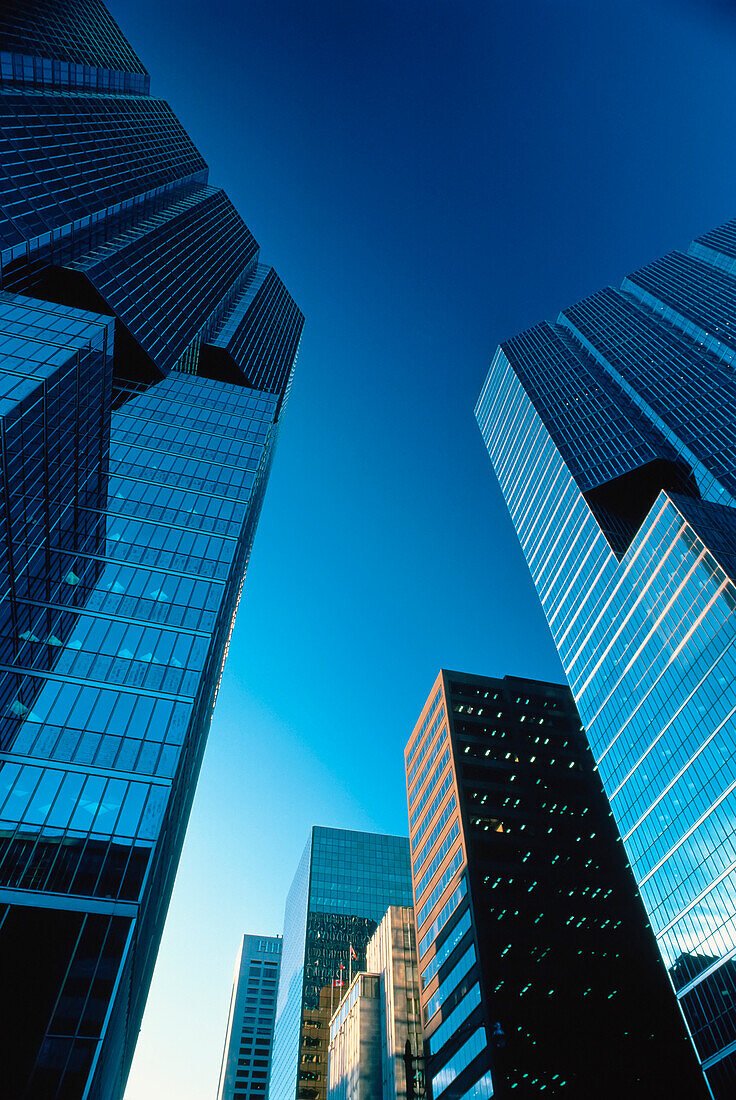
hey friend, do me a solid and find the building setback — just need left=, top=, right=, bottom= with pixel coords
left=475, top=215, right=736, bottom=1098
left=328, top=974, right=382, bottom=1100
left=270, top=828, right=414, bottom=1100
left=327, top=905, right=425, bottom=1100
left=217, top=934, right=283, bottom=1100
left=0, top=2, right=303, bottom=1097
left=405, top=670, right=707, bottom=1099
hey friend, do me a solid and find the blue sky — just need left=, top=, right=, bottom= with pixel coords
left=106, top=1, right=736, bottom=1096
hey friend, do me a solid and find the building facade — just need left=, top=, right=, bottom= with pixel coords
left=217, top=934, right=283, bottom=1100
left=475, top=216, right=736, bottom=1097
left=405, top=670, right=707, bottom=1099
left=328, top=905, right=424, bottom=1100
left=365, top=906, right=424, bottom=1100
left=270, top=828, right=413, bottom=1100
left=328, top=974, right=382, bottom=1100
left=0, top=3, right=303, bottom=1098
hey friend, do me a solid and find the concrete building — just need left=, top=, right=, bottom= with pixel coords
left=217, top=934, right=282, bottom=1100
left=328, top=975, right=382, bottom=1100
left=328, top=906, right=425, bottom=1100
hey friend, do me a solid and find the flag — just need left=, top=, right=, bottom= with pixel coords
left=349, top=943, right=357, bottom=961
left=333, top=979, right=344, bottom=987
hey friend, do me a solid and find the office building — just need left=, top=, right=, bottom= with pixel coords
left=406, top=670, right=707, bottom=1098
left=327, top=906, right=424, bottom=1100
left=0, top=2, right=303, bottom=1097
left=328, top=975, right=382, bottom=1100
left=270, top=828, right=413, bottom=1100
left=217, top=934, right=283, bottom=1100
left=475, top=215, right=736, bottom=1097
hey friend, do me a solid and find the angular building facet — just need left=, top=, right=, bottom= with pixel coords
left=405, top=670, right=707, bottom=1099
left=327, top=905, right=425, bottom=1100
left=270, top=828, right=414, bottom=1100
left=475, top=218, right=736, bottom=1097
left=0, top=3, right=303, bottom=1097
left=217, top=934, right=283, bottom=1100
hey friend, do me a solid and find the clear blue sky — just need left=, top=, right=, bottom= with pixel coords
left=106, top=1, right=736, bottom=1096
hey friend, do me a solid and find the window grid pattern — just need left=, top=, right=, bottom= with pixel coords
left=8, top=185, right=258, bottom=380
left=0, top=5, right=303, bottom=1097
left=204, top=266, right=304, bottom=400
left=475, top=213, right=736, bottom=1098
left=0, top=0, right=149, bottom=92
left=0, top=89, right=205, bottom=252
left=270, top=828, right=412, bottom=1100
left=216, top=934, right=282, bottom=1100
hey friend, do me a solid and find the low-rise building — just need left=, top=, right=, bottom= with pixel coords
left=328, top=906, right=425, bottom=1100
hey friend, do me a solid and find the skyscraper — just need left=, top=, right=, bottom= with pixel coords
left=217, top=934, right=283, bottom=1100
left=406, top=670, right=707, bottom=1098
left=475, top=217, right=736, bottom=1097
left=270, top=828, right=414, bottom=1100
left=0, top=3, right=303, bottom=1097
left=327, top=905, right=425, bottom=1100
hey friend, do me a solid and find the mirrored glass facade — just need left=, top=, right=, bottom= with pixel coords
left=475, top=217, right=736, bottom=1097
left=406, top=670, right=705, bottom=1099
left=270, top=828, right=413, bottom=1100
left=0, top=3, right=304, bottom=1097
left=217, top=934, right=283, bottom=1100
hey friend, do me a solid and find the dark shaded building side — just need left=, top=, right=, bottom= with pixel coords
left=406, top=671, right=707, bottom=1099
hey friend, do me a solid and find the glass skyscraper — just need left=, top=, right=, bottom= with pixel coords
left=270, top=827, right=413, bottom=1100
left=217, top=934, right=283, bottom=1100
left=475, top=217, right=736, bottom=1097
left=0, top=3, right=303, bottom=1098
left=406, top=670, right=705, bottom=1099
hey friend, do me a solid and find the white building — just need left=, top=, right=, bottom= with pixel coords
left=328, top=907, right=425, bottom=1100
left=217, top=934, right=282, bottom=1100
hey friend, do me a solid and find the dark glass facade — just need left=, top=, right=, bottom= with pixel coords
left=0, top=3, right=303, bottom=1098
left=475, top=216, right=736, bottom=1097
left=217, top=934, right=283, bottom=1100
left=0, top=88, right=205, bottom=253
left=270, top=827, right=413, bottom=1100
left=406, top=671, right=707, bottom=1099
left=0, top=0, right=151, bottom=93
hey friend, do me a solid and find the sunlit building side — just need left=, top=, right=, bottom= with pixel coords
left=476, top=216, right=736, bottom=1098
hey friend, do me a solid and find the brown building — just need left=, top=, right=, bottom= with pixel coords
left=405, top=670, right=707, bottom=1099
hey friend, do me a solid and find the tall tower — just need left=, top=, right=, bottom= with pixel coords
left=405, top=670, right=706, bottom=1099
left=475, top=217, right=736, bottom=1098
left=0, top=3, right=303, bottom=1097
left=270, top=828, right=414, bottom=1100
left=217, top=934, right=283, bottom=1100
